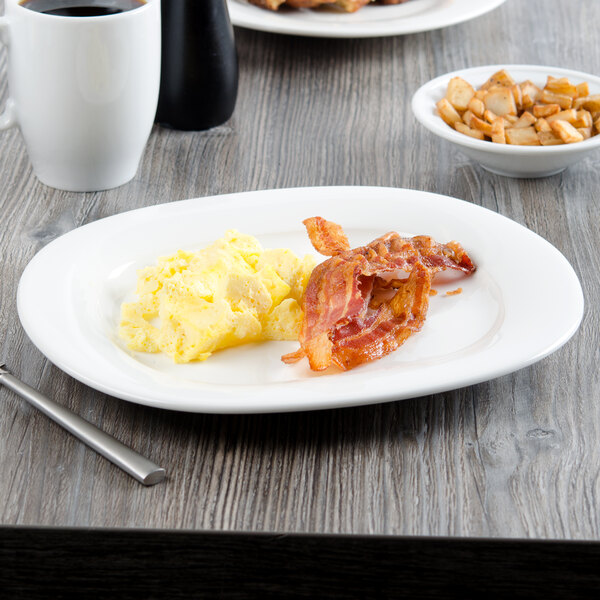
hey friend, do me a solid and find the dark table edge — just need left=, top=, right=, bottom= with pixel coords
left=2, top=526, right=600, bottom=598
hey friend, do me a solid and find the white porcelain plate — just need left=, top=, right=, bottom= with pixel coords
left=227, top=0, right=506, bottom=38
left=17, top=187, right=583, bottom=413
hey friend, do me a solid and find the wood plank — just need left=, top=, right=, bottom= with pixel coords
left=1, top=527, right=600, bottom=598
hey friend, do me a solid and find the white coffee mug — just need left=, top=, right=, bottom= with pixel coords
left=0, top=0, right=161, bottom=192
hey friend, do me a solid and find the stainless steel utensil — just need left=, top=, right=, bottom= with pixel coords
left=0, top=364, right=165, bottom=486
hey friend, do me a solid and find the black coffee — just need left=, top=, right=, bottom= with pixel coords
left=20, top=0, right=145, bottom=17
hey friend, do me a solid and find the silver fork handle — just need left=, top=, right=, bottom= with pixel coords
left=0, top=365, right=165, bottom=486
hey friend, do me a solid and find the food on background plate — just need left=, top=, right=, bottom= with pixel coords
left=436, top=69, right=600, bottom=146
left=282, top=217, right=476, bottom=371
left=119, top=230, right=315, bottom=363
left=247, top=0, right=410, bottom=14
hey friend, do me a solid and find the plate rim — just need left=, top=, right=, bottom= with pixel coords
left=17, top=185, right=584, bottom=413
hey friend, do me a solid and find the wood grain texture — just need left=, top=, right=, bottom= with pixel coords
left=1, top=0, right=599, bottom=544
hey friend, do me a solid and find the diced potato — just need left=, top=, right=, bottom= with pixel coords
left=483, top=109, right=498, bottom=123
left=545, top=76, right=578, bottom=98
left=574, top=94, right=600, bottom=112
left=538, top=131, right=564, bottom=146
left=540, top=89, right=573, bottom=109
left=491, top=118, right=506, bottom=144
left=467, top=96, right=485, bottom=118
left=462, top=109, right=476, bottom=127
left=533, top=103, right=560, bottom=118
left=505, top=126, right=541, bottom=145
left=446, top=77, right=475, bottom=112
left=546, top=109, right=578, bottom=124
left=550, top=119, right=585, bottom=144
left=484, top=109, right=514, bottom=128
left=480, top=69, right=516, bottom=90
left=470, top=115, right=493, bottom=136
left=595, top=115, right=600, bottom=134
left=512, top=85, right=523, bottom=109
left=484, top=87, right=518, bottom=116
left=576, top=82, right=590, bottom=97
left=454, top=122, right=485, bottom=140
left=519, top=80, right=542, bottom=107
left=513, top=111, right=537, bottom=128
left=436, top=98, right=462, bottom=127
left=572, top=110, right=593, bottom=128
left=535, top=118, right=552, bottom=133
left=577, top=127, right=593, bottom=140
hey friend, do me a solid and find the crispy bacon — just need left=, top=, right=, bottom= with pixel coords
left=303, top=216, right=351, bottom=256
left=330, top=262, right=431, bottom=370
left=281, top=217, right=476, bottom=371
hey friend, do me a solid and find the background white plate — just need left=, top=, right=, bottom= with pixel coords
left=227, top=0, right=507, bottom=38
left=17, top=187, right=583, bottom=414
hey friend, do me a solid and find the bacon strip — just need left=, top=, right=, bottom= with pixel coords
left=330, top=262, right=431, bottom=370
left=303, top=216, right=351, bottom=256
left=282, top=217, right=476, bottom=371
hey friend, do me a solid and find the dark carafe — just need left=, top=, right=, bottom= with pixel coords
left=156, top=0, right=238, bottom=131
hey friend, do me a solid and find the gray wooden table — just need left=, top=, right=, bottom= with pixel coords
left=1, top=0, right=599, bottom=595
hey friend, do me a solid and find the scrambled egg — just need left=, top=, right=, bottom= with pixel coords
left=118, top=230, right=315, bottom=363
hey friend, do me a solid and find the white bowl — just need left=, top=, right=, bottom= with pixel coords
left=411, top=64, right=600, bottom=178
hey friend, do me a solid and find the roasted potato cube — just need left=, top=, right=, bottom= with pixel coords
left=546, top=109, right=578, bottom=124
left=513, top=111, right=537, bottom=128
left=574, top=94, right=600, bottom=112
left=446, top=77, right=476, bottom=112
left=512, top=84, right=523, bottom=109
left=474, top=89, right=487, bottom=101
left=505, top=126, right=541, bottom=145
left=484, top=109, right=515, bottom=128
left=484, top=87, right=518, bottom=116
left=454, top=122, right=485, bottom=140
left=533, top=103, right=560, bottom=118
left=480, top=69, right=516, bottom=90
left=462, top=109, right=476, bottom=127
left=576, top=82, right=590, bottom=97
left=491, top=118, right=506, bottom=144
left=470, top=115, right=494, bottom=137
left=540, top=89, right=573, bottom=109
left=436, top=98, right=462, bottom=127
left=519, top=80, right=542, bottom=107
left=538, top=131, right=564, bottom=146
left=595, top=115, right=600, bottom=134
left=534, top=118, right=552, bottom=133
left=467, top=96, right=485, bottom=118
left=544, top=76, right=578, bottom=98
left=577, top=127, right=593, bottom=140
left=550, top=119, right=585, bottom=144
left=483, top=109, right=498, bottom=123
left=572, top=110, right=593, bottom=128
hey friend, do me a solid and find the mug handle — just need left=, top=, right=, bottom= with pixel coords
left=0, top=17, right=17, bottom=131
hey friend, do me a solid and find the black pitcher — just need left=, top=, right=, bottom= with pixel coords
left=156, top=0, right=238, bottom=130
